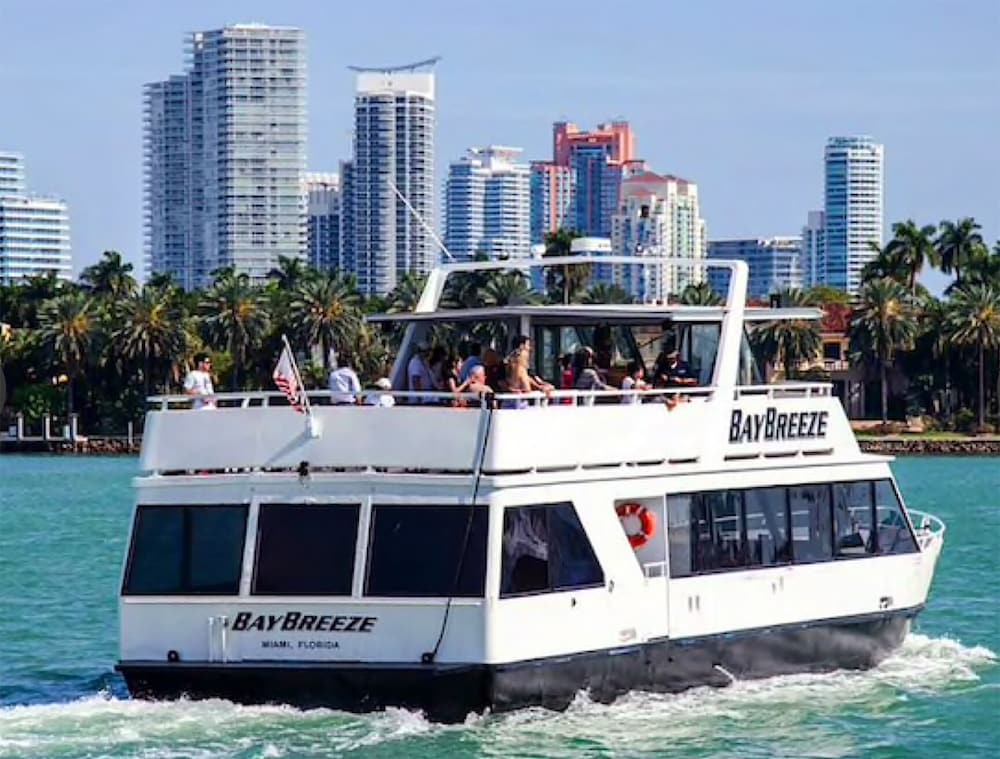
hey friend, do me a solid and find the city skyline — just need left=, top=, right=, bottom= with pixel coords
left=1, top=0, right=997, bottom=295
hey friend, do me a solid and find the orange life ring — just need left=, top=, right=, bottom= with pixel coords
left=616, top=502, right=656, bottom=550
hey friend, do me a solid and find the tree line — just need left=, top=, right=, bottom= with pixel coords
left=0, top=218, right=997, bottom=434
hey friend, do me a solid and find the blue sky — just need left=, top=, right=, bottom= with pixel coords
left=1, top=0, right=997, bottom=291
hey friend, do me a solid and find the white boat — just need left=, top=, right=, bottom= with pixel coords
left=116, top=257, right=946, bottom=721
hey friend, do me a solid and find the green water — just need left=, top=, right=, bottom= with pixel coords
left=0, top=455, right=996, bottom=758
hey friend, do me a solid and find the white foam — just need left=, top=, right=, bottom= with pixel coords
left=0, top=634, right=994, bottom=759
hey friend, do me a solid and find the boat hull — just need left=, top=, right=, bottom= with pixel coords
left=117, top=607, right=917, bottom=722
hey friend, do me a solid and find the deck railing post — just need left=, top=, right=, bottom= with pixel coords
left=42, top=414, right=51, bottom=441
left=70, top=414, right=79, bottom=442
left=15, top=413, right=23, bottom=440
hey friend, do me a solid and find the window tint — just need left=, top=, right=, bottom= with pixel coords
left=501, top=503, right=604, bottom=597
left=254, top=504, right=360, bottom=595
left=789, top=485, right=832, bottom=562
left=667, top=495, right=694, bottom=578
left=874, top=480, right=917, bottom=555
left=124, top=505, right=247, bottom=595
left=704, top=492, right=745, bottom=569
left=366, top=505, right=487, bottom=597
left=833, top=482, right=874, bottom=556
left=744, top=487, right=790, bottom=566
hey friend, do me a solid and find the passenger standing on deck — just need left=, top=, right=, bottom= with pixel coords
left=184, top=353, right=216, bottom=409
left=407, top=342, right=436, bottom=403
left=328, top=349, right=362, bottom=405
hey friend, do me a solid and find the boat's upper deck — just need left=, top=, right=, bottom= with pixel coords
left=139, top=257, right=869, bottom=480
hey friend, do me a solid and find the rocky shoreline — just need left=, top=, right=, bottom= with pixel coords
left=858, top=437, right=1000, bottom=456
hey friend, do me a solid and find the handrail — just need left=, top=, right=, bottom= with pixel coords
left=146, top=382, right=841, bottom=411
left=907, top=509, right=946, bottom=551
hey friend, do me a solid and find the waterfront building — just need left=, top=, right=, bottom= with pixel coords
left=348, top=64, right=436, bottom=297
left=802, top=210, right=825, bottom=288
left=338, top=161, right=356, bottom=277
left=707, top=237, right=802, bottom=300
left=0, top=152, right=72, bottom=284
left=303, top=173, right=341, bottom=272
left=529, top=161, right=573, bottom=244
left=610, top=171, right=705, bottom=303
left=823, top=136, right=883, bottom=293
left=144, top=24, right=307, bottom=290
left=445, top=146, right=530, bottom=260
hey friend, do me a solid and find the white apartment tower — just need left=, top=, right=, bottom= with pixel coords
left=823, top=136, right=883, bottom=293
left=348, top=65, right=436, bottom=297
left=145, top=25, right=307, bottom=289
left=610, top=171, right=706, bottom=303
left=303, top=173, right=341, bottom=272
left=0, top=152, right=72, bottom=285
left=445, top=146, right=530, bottom=260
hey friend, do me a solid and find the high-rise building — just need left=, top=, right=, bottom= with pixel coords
left=554, top=121, right=642, bottom=238
left=349, top=64, right=436, bottom=297
left=338, top=160, right=356, bottom=277
left=0, top=152, right=26, bottom=195
left=445, top=146, right=530, bottom=260
left=706, top=237, right=802, bottom=300
left=303, top=173, right=341, bottom=272
left=801, top=210, right=825, bottom=287
left=0, top=152, right=72, bottom=285
left=610, top=171, right=706, bottom=303
left=823, top=136, right=883, bottom=293
left=145, top=24, right=307, bottom=289
left=529, top=161, right=573, bottom=244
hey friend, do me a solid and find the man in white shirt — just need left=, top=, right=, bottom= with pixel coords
left=183, top=353, right=215, bottom=409
left=328, top=349, right=361, bottom=404
left=407, top=342, right=435, bottom=403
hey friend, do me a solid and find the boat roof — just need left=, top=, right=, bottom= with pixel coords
left=367, top=304, right=824, bottom=325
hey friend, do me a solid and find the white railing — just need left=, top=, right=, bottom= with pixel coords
left=146, top=385, right=716, bottom=411
left=907, top=509, right=947, bottom=551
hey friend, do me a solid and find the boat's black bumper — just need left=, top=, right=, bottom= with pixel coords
left=117, top=607, right=919, bottom=721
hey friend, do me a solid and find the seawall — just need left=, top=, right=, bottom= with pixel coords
left=859, top=437, right=1000, bottom=456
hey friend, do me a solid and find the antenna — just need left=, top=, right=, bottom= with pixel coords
left=347, top=56, right=441, bottom=74
left=387, top=179, right=455, bottom=262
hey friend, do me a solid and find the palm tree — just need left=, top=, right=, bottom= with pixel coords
left=936, top=217, right=985, bottom=287
left=543, top=229, right=589, bottom=304
left=480, top=271, right=538, bottom=307
left=945, top=284, right=1000, bottom=430
left=849, top=279, right=919, bottom=423
left=287, top=272, right=362, bottom=372
left=583, top=282, right=634, bottom=305
left=112, top=288, right=189, bottom=397
left=268, top=255, right=310, bottom=291
left=963, top=242, right=1000, bottom=288
left=803, top=285, right=851, bottom=307
left=38, top=291, right=97, bottom=419
left=749, top=288, right=822, bottom=381
left=678, top=281, right=724, bottom=306
left=200, top=269, right=270, bottom=390
left=80, top=250, right=137, bottom=300
left=387, top=272, right=427, bottom=313
left=861, top=241, right=907, bottom=285
left=884, top=220, right=938, bottom=294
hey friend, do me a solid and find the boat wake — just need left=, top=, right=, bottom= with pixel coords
left=0, top=633, right=994, bottom=759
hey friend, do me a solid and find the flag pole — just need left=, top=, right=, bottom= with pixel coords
left=281, top=335, right=317, bottom=434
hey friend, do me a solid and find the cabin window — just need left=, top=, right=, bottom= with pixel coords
left=744, top=487, right=791, bottom=566
left=123, top=505, right=248, bottom=595
left=873, top=480, right=917, bottom=555
left=501, top=503, right=604, bottom=597
left=833, top=482, right=874, bottom=556
left=789, top=485, right=833, bottom=562
left=700, top=492, right=746, bottom=570
left=683, top=323, right=721, bottom=385
left=365, top=505, right=488, bottom=597
left=666, top=494, right=694, bottom=577
left=253, top=504, right=360, bottom=595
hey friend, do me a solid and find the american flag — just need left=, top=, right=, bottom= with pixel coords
left=273, top=343, right=306, bottom=414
